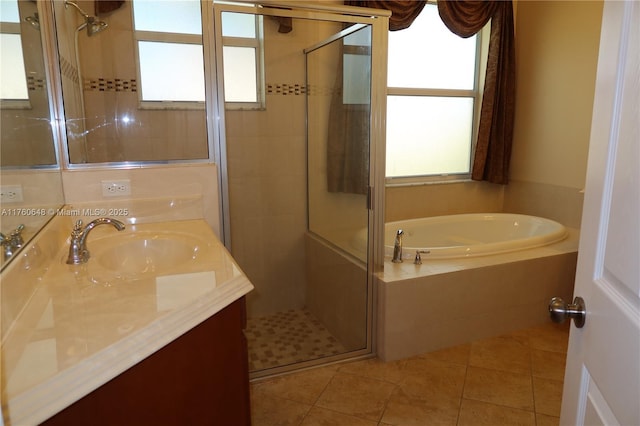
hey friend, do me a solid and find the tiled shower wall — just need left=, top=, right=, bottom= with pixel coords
left=225, top=16, right=348, bottom=319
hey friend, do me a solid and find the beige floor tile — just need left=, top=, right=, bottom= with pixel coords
left=300, top=406, right=378, bottom=425
left=381, top=388, right=460, bottom=426
left=469, top=334, right=532, bottom=374
left=531, top=349, right=567, bottom=381
left=315, top=372, right=396, bottom=422
left=463, top=366, right=534, bottom=411
left=415, top=343, right=471, bottom=366
left=338, top=357, right=406, bottom=384
left=535, top=413, right=560, bottom=426
left=457, top=399, right=536, bottom=426
left=533, top=376, right=563, bottom=417
left=400, top=358, right=467, bottom=405
left=251, top=365, right=337, bottom=405
left=251, top=387, right=311, bottom=426
left=250, top=324, right=567, bottom=426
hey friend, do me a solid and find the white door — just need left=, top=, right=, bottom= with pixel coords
left=559, top=1, right=639, bottom=425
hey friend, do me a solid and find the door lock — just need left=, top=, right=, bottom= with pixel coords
left=549, top=296, right=586, bottom=328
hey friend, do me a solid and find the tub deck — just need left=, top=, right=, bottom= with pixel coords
left=376, top=229, right=579, bottom=362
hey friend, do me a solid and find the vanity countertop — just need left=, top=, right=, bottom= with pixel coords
left=1, top=218, right=253, bottom=425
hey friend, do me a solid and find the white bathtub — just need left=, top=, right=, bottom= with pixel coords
left=372, top=213, right=568, bottom=260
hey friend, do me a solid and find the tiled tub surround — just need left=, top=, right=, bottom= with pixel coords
left=377, top=229, right=579, bottom=362
left=1, top=210, right=253, bottom=425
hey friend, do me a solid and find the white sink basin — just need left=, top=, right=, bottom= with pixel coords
left=92, top=231, right=206, bottom=276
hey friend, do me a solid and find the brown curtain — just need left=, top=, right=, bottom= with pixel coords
left=438, top=1, right=516, bottom=184
left=346, top=1, right=427, bottom=31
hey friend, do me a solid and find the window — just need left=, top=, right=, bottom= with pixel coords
left=386, top=3, right=485, bottom=182
left=132, top=0, right=205, bottom=107
left=0, top=0, right=29, bottom=107
left=220, top=11, right=264, bottom=109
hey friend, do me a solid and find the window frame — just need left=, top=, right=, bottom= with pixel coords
left=221, top=13, right=265, bottom=110
left=385, top=4, right=489, bottom=186
left=132, top=2, right=206, bottom=110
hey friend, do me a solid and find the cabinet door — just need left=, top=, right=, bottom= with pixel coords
left=43, top=298, right=251, bottom=426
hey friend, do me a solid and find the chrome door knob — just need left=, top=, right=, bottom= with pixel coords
left=549, top=296, right=586, bottom=328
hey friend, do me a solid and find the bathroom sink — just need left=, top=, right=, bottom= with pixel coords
left=93, top=231, right=205, bottom=276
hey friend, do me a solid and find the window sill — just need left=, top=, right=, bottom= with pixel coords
left=385, top=175, right=472, bottom=188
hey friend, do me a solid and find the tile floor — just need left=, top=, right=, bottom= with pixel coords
left=250, top=322, right=570, bottom=426
left=246, top=309, right=346, bottom=371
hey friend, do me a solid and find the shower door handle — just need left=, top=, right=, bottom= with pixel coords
left=548, top=296, right=586, bottom=328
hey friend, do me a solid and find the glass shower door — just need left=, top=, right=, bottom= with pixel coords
left=213, top=2, right=379, bottom=377
left=305, top=24, right=373, bottom=354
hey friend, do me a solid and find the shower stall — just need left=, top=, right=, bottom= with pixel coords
left=212, top=2, right=388, bottom=377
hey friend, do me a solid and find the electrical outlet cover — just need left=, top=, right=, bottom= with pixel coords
left=101, top=180, right=131, bottom=197
left=0, top=185, right=24, bottom=203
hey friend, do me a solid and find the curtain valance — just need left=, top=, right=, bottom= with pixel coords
left=346, top=1, right=427, bottom=31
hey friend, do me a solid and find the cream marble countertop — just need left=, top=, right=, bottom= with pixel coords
left=1, top=216, right=253, bottom=425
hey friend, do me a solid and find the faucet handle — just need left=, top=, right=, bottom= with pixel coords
left=10, top=224, right=25, bottom=234
left=71, top=219, right=84, bottom=235
left=414, top=250, right=431, bottom=265
left=9, top=224, right=25, bottom=247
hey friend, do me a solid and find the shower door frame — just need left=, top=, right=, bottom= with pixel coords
left=211, top=0, right=389, bottom=376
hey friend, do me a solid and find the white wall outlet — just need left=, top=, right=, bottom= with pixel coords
left=101, top=179, right=131, bottom=197
left=0, top=185, right=24, bottom=203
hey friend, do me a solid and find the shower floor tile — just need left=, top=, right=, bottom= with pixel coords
left=245, top=309, right=346, bottom=371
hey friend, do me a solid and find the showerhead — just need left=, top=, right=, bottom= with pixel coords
left=64, top=0, right=108, bottom=37
left=86, top=16, right=108, bottom=36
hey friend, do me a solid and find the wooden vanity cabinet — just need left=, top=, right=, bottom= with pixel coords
left=42, top=297, right=251, bottom=426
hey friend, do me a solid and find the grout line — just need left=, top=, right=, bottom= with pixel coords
left=456, top=362, right=470, bottom=426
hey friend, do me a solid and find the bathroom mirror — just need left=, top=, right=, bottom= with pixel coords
left=0, top=0, right=64, bottom=269
left=53, top=0, right=210, bottom=164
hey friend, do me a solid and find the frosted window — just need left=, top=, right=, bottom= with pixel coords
left=386, top=96, right=474, bottom=177
left=343, top=26, right=371, bottom=104
left=0, top=0, right=19, bottom=22
left=222, top=46, right=257, bottom=102
left=221, top=12, right=256, bottom=38
left=0, top=33, right=28, bottom=100
left=132, top=0, right=201, bottom=35
left=138, top=41, right=205, bottom=102
left=344, top=25, right=370, bottom=46
left=387, top=6, right=477, bottom=90
left=344, top=54, right=371, bottom=104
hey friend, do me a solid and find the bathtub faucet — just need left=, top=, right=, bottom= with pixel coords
left=392, top=229, right=404, bottom=263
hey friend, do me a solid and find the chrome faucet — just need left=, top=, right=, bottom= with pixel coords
left=66, top=218, right=125, bottom=265
left=391, top=229, right=404, bottom=263
left=1, top=224, right=25, bottom=261
left=413, top=250, right=431, bottom=265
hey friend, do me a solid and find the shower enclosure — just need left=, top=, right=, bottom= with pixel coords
left=213, top=2, right=388, bottom=377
